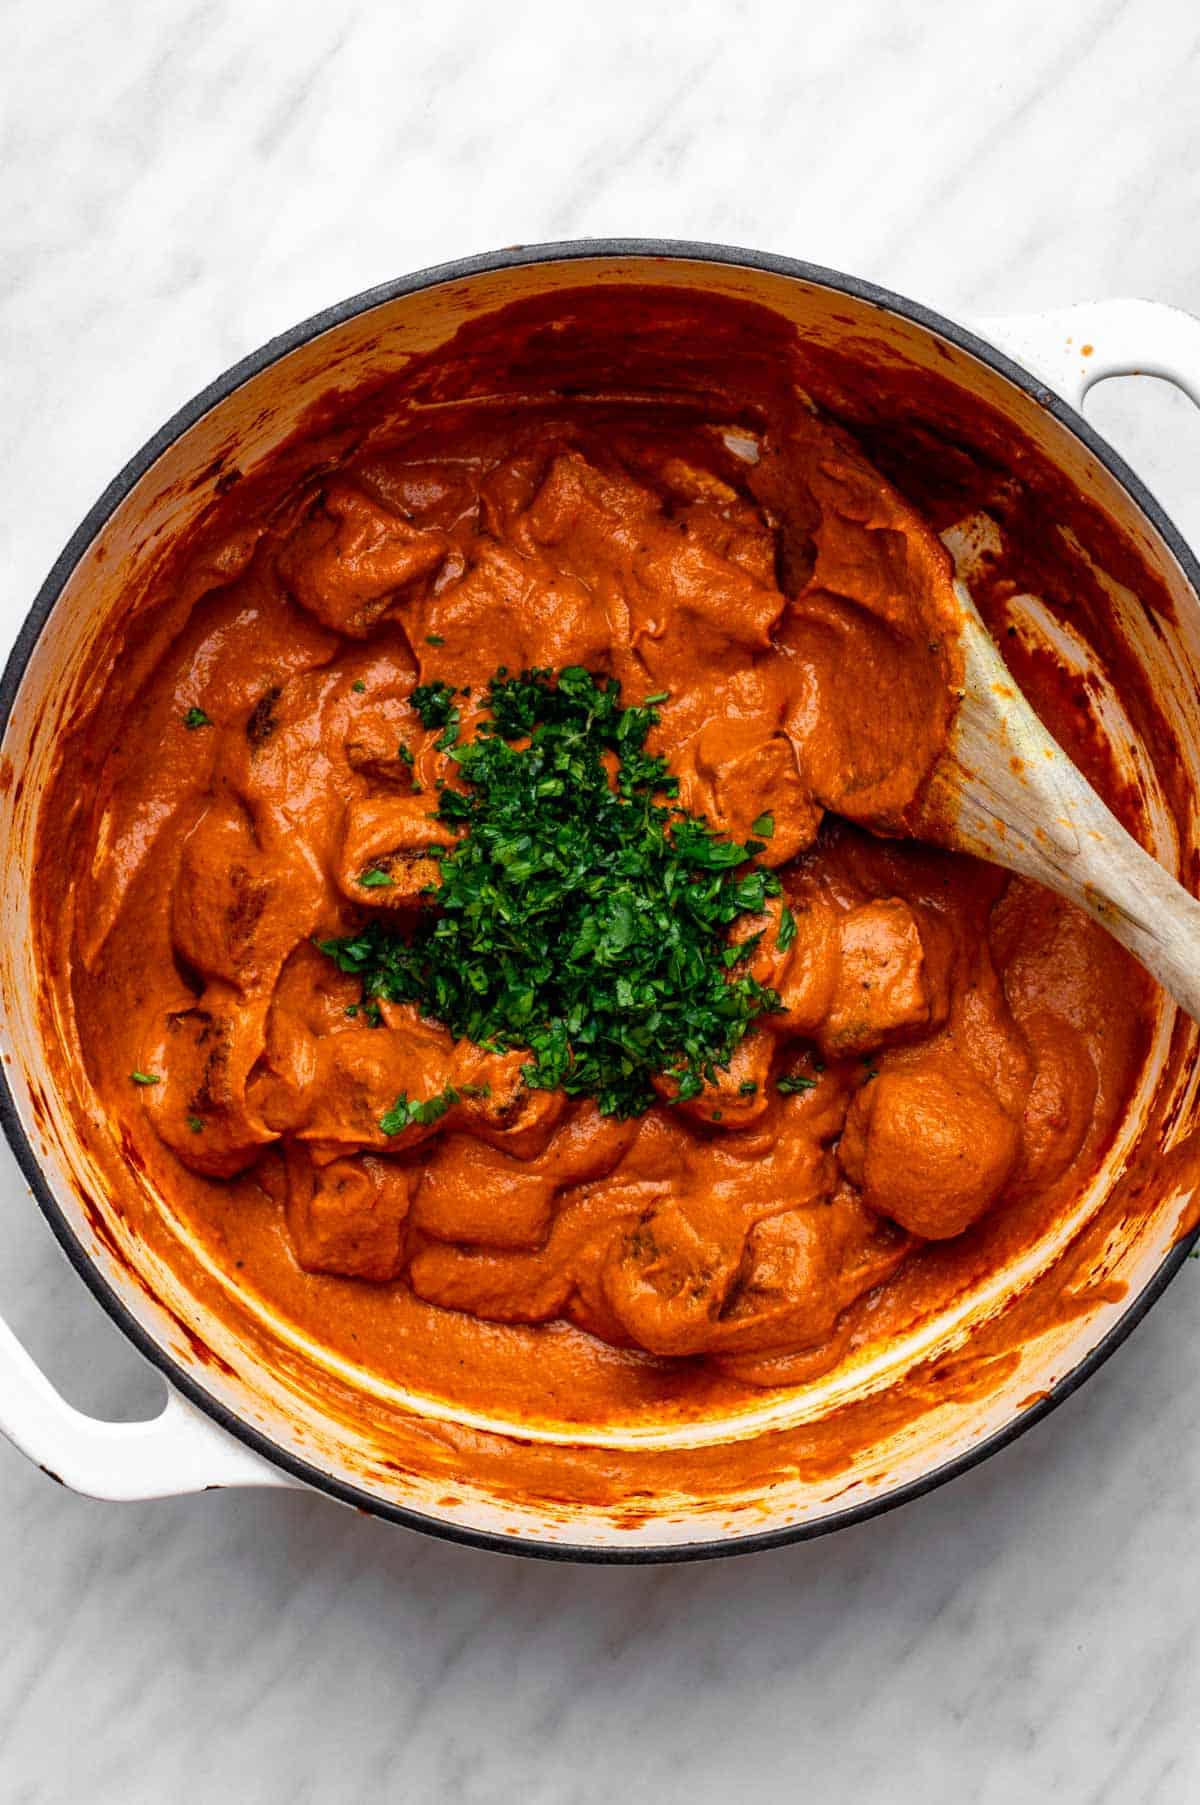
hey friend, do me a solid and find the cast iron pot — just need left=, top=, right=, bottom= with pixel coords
left=2, top=241, right=1200, bottom=1562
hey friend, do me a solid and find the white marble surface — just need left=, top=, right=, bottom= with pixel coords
left=3, top=1, right=1200, bottom=1798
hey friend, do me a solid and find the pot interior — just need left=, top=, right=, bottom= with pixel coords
left=4, top=249, right=1199, bottom=1554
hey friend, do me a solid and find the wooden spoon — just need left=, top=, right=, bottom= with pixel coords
left=910, top=580, right=1200, bottom=1022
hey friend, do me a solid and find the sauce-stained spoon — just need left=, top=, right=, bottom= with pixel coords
left=910, top=579, right=1200, bottom=1023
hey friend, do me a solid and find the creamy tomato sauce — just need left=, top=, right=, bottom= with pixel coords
left=38, top=287, right=1154, bottom=1426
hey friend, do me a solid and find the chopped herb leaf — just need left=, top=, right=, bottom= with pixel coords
left=750, top=813, right=774, bottom=838
left=777, top=1072, right=818, bottom=1094
left=344, top=1003, right=359, bottom=1018
left=738, top=1079, right=758, bottom=1096
left=186, top=1115, right=205, bottom=1133
left=777, top=903, right=797, bottom=952
left=130, top=1071, right=160, bottom=1086
left=425, top=633, right=445, bottom=646
left=182, top=707, right=212, bottom=730
left=397, top=743, right=415, bottom=766
left=643, top=690, right=669, bottom=705
left=380, top=1084, right=460, bottom=1136
left=358, top=868, right=394, bottom=889
left=410, top=681, right=457, bottom=729
left=319, top=666, right=785, bottom=1117
left=351, top=679, right=366, bottom=693
left=671, top=1069, right=705, bottom=1105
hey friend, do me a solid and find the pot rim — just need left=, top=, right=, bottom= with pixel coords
left=3, top=236, right=1198, bottom=1564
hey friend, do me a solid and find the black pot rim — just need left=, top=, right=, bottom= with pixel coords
left=3, top=237, right=1197, bottom=1565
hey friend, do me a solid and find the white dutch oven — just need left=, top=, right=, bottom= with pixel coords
left=2, top=243, right=1200, bottom=1562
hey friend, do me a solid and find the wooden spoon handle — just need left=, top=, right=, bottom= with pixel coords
left=1081, top=823, right=1200, bottom=1023
left=915, top=606, right=1200, bottom=1022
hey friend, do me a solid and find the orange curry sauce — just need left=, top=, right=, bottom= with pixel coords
left=37, top=288, right=1153, bottom=1429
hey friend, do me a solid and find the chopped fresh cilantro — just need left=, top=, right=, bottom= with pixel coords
left=777, top=1072, right=818, bottom=1094
left=358, top=868, right=394, bottom=889
left=186, top=1115, right=205, bottom=1133
left=351, top=679, right=366, bottom=694
left=397, top=743, right=415, bottom=766
left=410, top=681, right=457, bottom=729
left=738, top=1080, right=758, bottom=1096
left=130, top=1071, right=160, bottom=1086
left=182, top=707, right=212, bottom=730
left=751, top=813, right=774, bottom=838
left=380, top=1084, right=460, bottom=1136
left=425, top=633, right=445, bottom=646
left=319, top=666, right=785, bottom=1117
left=777, top=903, right=797, bottom=952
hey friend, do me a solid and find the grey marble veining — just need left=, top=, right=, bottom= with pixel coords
left=2, top=1, right=1200, bottom=1798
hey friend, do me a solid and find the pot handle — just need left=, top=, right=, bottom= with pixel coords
left=0, top=1312, right=297, bottom=1499
left=978, top=298, right=1200, bottom=413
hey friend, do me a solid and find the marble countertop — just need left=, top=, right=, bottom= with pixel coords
left=4, top=1, right=1200, bottom=1798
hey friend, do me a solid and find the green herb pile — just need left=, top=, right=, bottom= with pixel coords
left=320, top=666, right=788, bottom=1118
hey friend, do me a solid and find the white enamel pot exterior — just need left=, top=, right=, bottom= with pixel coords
left=3, top=244, right=1200, bottom=1561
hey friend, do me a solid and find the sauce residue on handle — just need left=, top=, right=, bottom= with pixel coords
left=33, top=284, right=1159, bottom=1489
